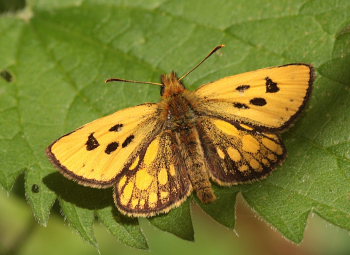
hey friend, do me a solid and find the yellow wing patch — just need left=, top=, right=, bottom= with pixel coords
left=114, top=132, right=192, bottom=217
left=194, top=64, right=314, bottom=130
left=197, top=117, right=286, bottom=185
left=47, top=103, right=161, bottom=187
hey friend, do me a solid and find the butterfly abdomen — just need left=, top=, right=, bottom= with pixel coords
left=175, top=125, right=216, bottom=203
left=165, top=91, right=216, bottom=203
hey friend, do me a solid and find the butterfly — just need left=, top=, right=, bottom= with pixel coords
left=47, top=45, right=314, bottom=217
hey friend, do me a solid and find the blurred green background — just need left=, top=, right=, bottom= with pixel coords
left=2, top=177, right=350, bottom=255
left=1, top=0, right=350, bottom=254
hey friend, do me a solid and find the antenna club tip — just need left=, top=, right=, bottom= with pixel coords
left=105, top=78, right=116, bottom=83
left=105, top=78, right=122, bottom=83
left=219, top=44, right=226, bottom=48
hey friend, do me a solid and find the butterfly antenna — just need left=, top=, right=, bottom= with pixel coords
left=105, top=78, right=162, bottom=86
left=178, top=44, right=225, bottom=81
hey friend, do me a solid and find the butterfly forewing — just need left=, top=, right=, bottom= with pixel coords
left=114, top=131, right=192, bottom=217
left=194, top=64, right=314, bottom=131
left=196, top=117, right=286, bottom=185
left=47, top=103, right=162, bottom=187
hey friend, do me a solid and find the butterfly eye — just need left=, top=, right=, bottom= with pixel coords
left=160, top=84, right=165, bottom=96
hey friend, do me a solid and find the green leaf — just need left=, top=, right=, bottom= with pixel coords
left=97, top=207, right=148, bottom=249
left=25, top=165, right=56, bottom=225
left=59, top=199, right=97, bottom=248
left=149, top=200, right=194, bottom=241
left=196, top=186, right=239, bottom=229
left=1, top=0, right=350, bottom=249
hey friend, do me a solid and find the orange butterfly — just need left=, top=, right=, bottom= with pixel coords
left=47, top=45, right=314, bottom=217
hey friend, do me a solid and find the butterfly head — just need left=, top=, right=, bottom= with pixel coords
left=160, top=71, right=185, bottom=98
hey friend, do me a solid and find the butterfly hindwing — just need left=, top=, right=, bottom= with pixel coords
left=114, top=131, right=192, bottom=217
left=47, top=103, right=162, bottom=187
left=197, top=117, right=286, bottom=185
left=194, top=64, right=314, bottom=131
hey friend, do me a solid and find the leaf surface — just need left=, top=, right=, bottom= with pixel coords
left=0, top=0, right=349, bottom=247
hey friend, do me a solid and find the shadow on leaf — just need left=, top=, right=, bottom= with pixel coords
left=0, top=0, right=26, bottom=14
left=111, top=207, right=139, bottom=225
left=44, top=172, right=113, bottom=210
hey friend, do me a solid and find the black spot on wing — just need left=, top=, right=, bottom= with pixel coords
left=236, top=85, right=250, bottom=92
left=265, top=77, right=279, bottom=93
left=86, top=133, right=99, bottom=150
left=122, top=135, right=134, bottom=148
left=109, top=124, right=123, bottom=132
left=105, top=142, right=119, bottom=154
left=250, top=98, right=267, bottom=106
left=233, top=102, right=249, bottom=109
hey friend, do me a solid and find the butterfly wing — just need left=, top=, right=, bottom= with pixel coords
left=194, top=64, right=314, bottom=131
left=47, top=103, right=163, bottom=188
left=196, top=117, right=286, bottom=185
left=114, top=131, right=192, bottom=217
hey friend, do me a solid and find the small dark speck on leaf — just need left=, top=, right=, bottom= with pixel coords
left=32, top=184, right=40, bottom=193
left=0, top=70, right=13, bottom=82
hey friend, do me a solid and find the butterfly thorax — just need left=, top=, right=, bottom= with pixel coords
left=160, top=72, right=194, bottom=128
